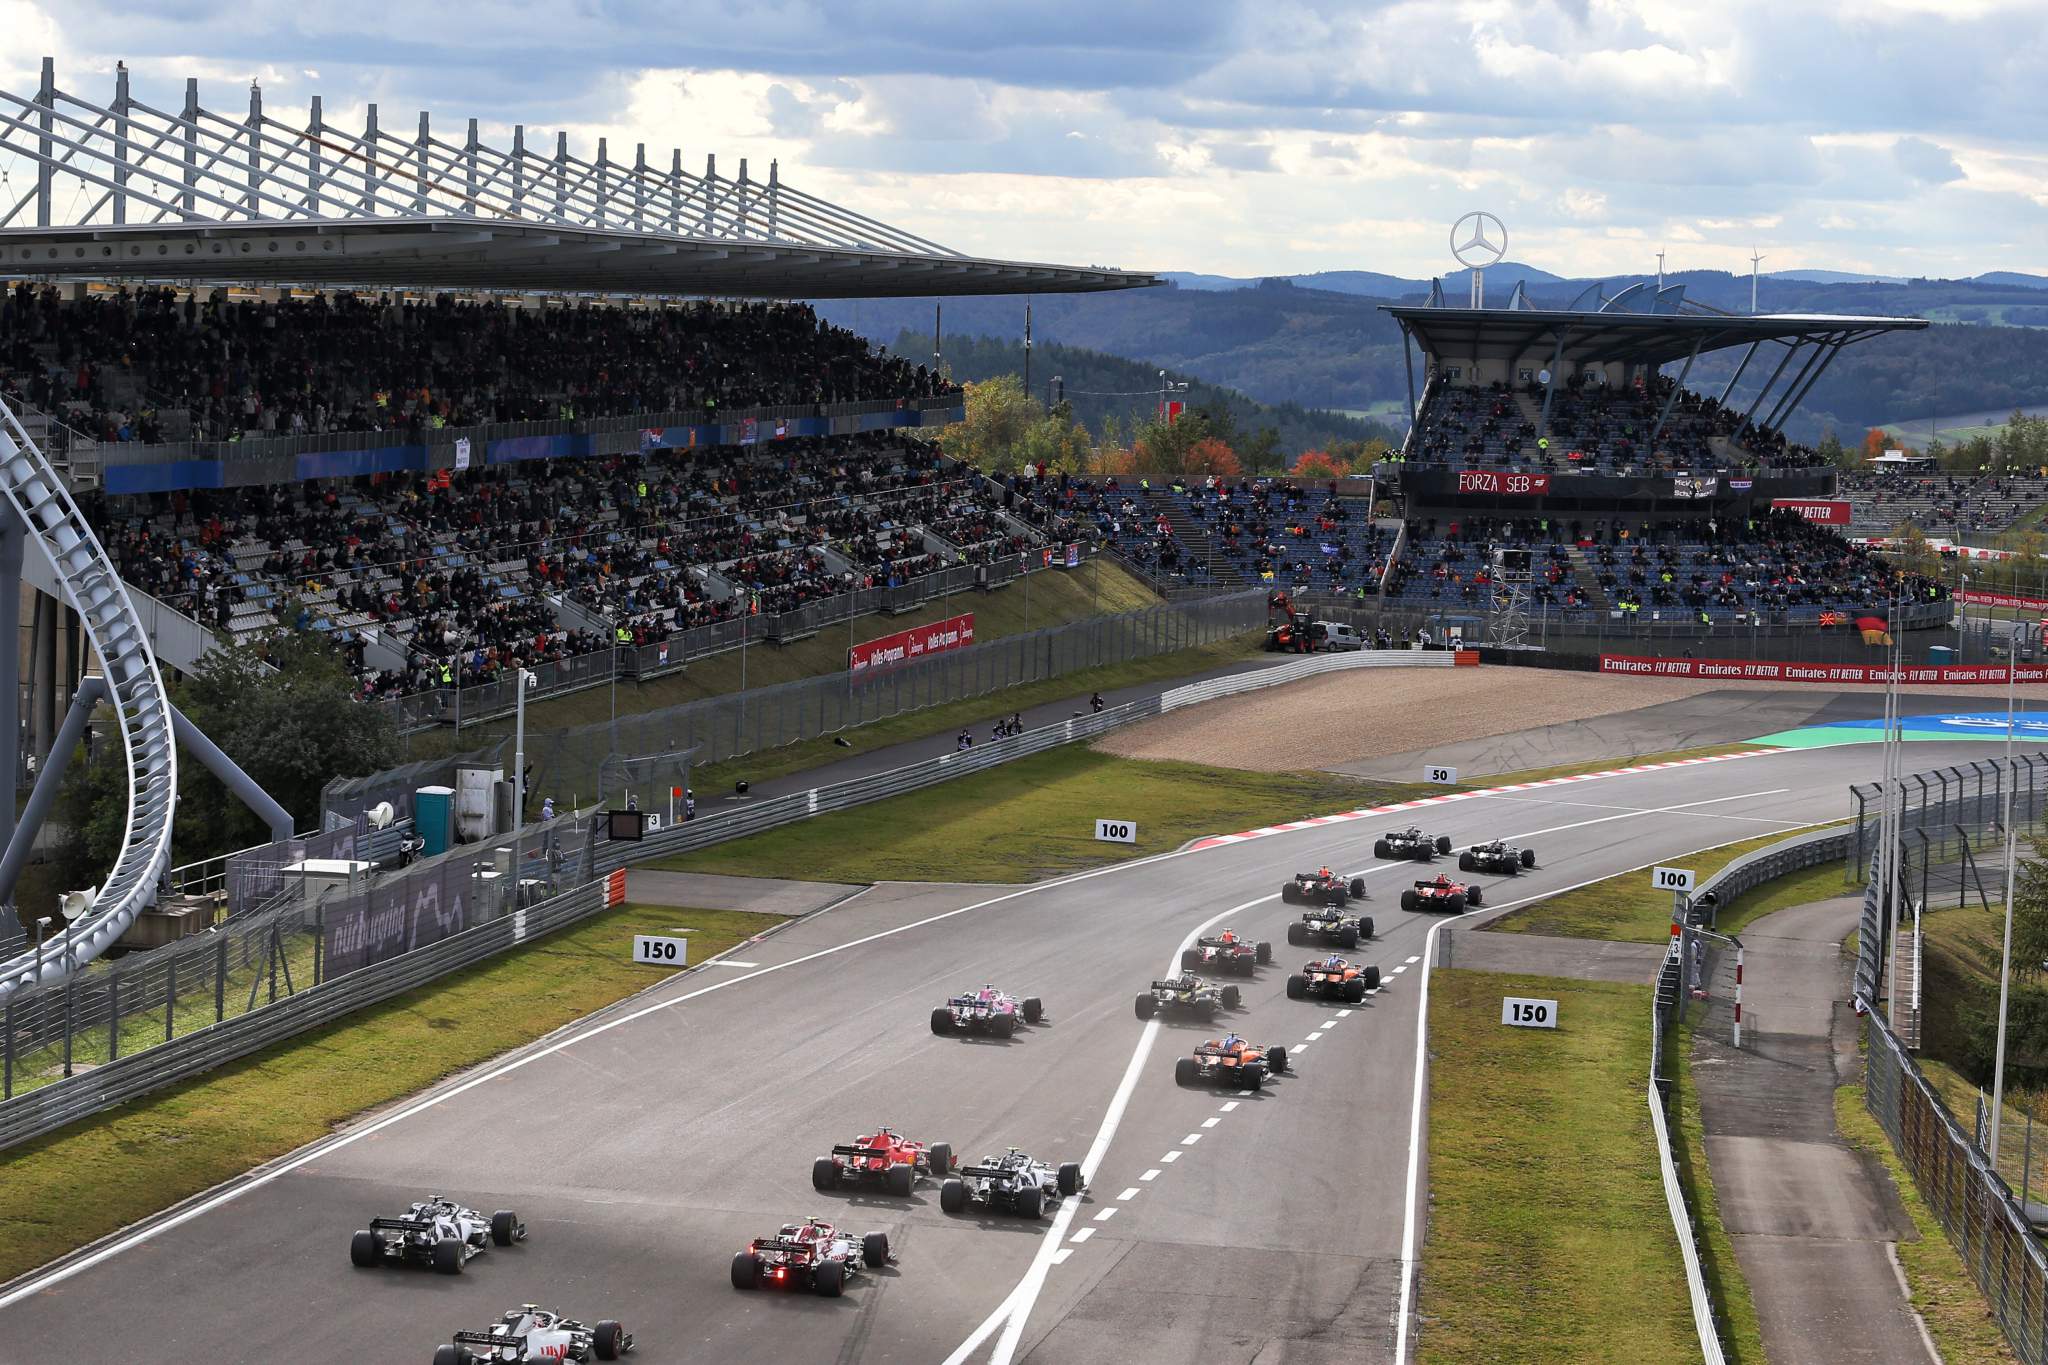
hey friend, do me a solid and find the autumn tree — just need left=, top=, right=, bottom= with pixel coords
left=1294, top=451, right=1342, bottom=480
left=1861, top=428, right=1892, bottom=462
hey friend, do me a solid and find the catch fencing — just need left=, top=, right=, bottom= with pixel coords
left=0, top=646, right=1443, bottom=1151
left=343, top=590, right=1271, bottom=821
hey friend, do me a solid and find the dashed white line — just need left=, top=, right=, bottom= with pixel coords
left=1181, top=1133, right=1203, bottom=1146
left=1140, top=1169, right=1162, bottom=1182
left=1093, top=1207, right=1118, bottom=1223
left=1200, top=1117, right=1220, bottom=1129
left=1070, top=1228, right=1095, bottom=1244
left=1117, top=1187, right=1140, bottom=1201
left=1052, top=1248, right=1073, bottom=1265
left=704, top=959, right=760, bottom=968
left=1160, top=1151, right=1183, bottom=1164
left=1219, top=1101, right=1240, bottom=1112
left=1306, top=1031, right=1324, bottom=1042
left=1393, top=965, right=1409, bottom=974
left=1337, top=1009, right=1353, bottom=1018
left=1404, top=955, right=1422, bottom=965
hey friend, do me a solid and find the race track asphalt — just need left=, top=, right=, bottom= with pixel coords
left=0, top=740, right=1988, bottom=1365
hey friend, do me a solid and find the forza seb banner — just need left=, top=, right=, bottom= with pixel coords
left=1770, top=498, right=1853, bottom=525
left=848, top=613, right=976, bottom=673
left=1599, top=654, right=2048, bottom=685
left=1453, top=470, right=1551, bottom=495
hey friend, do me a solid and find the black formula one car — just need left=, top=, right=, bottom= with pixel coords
left=1280, top=868, right=1367, bottom=906
left=1458, top=840, right=1538, bottom=875
left=731, top=1218, right=891, bottom=1297
left=352, top=1196, right=525, bottom=1275
left=1181, top=929, right=1271, bottom=976
left=1401, top=875, right=1483, bottom=913
left=1374, top=827, right=1454, bottom=861
left=1285, top=954, right=1382, bottom=1002
left=1174, top=1033, right=1291, bottom=1090
left=433, top=1304, right=630, bottom=1363
left=939, top=1147, right=1084, bottom=1219
left=1134, top=974, right=1241, bottom=1020
left=1286, top=903, right=1373, bottom=949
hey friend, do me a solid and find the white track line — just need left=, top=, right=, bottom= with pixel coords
left=1200, top=1117, right=1220, bottom=1129
left=1117, top=1188, right=1140, bottom=1201
left=1052, top=1249, right=1073, bottom=1265
left=1140, top=1169, right=1162, bottom=1182
left=1093, top=1208, right=1118, bottom=1223
left=1180, top=1133, right=1203, bottom=1146
left=1220, top=1101, right=1240, bottom=1112
left=1159, top=1151, right=1182, bottom=1164
left=1070, top=1228, right=1095, bottom=1244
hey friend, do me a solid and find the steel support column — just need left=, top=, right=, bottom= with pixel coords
left=1716, top=341, right=1759, bottom=407
left=167, top=702, right=294, bottom=842
left=1768, top=340, right=1846, bottom=433
left=1650, top=336, right=1705, bottom=450
left=1758, top=342, right=1828, bottom=436
left=1740, top=340, right=1803, bottom=431
left=0, top=676, right=107, bottom=907
left=1536, top=330, right=1569, bottom=438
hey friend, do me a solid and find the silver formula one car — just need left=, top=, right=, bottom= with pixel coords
left=433, top=1304, right=631, bottom=1363
left=939, top=1147, right=1084, bottom=1219
left=352, top=1196, right=524, bottom=1274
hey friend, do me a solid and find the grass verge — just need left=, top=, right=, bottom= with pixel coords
left=685, top=630, right=1265, bottom=794
left=657, top=745, right=1431, bottom=884
left=1834, top=1078, right=2021, bottom=1364
left=0, top=904, right=777, bottom=1286
left=1421, top=969, right=1695, bottom=1363
left=1669, top=1016, right=1765, bottom=1363
left=1487, top=824, right=1852, bottom=943
left=1473, top=743, right=1778, bottom=789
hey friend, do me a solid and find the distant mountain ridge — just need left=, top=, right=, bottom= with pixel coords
left=1160, top=264, right=2045, bottom=295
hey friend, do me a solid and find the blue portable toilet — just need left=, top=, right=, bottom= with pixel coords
left=415, top=785, right=455, bottom=857
left=1927, top=645, right=1955, bottom=665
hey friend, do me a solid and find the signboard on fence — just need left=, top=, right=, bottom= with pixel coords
left=849, top=612, right=976, bottom=674
left=1960, top=588, right=2048, bottom=612
left=1599, top=655, right=2048, bottom=686
left=1771, top=498, right=1853, bottom=525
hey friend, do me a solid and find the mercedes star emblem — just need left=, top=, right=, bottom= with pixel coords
left=1450, top=211, right=1507, bottom=269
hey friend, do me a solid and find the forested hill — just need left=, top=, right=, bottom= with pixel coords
left=896, top=331, right=1400, bottom=456
left=819, top=280, right=2048, bottom=441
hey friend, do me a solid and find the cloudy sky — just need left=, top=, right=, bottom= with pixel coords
left=6, top=0, right=2044, bottom=280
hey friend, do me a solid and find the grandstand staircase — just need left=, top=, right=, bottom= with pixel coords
left=1146, top=491, right=1243, bottom=587
left=1890, top=917, right=1923, bottom=1050
left=0, top=395, right=178, bottom=993
left=1563, top=546, right=1613, bottom=612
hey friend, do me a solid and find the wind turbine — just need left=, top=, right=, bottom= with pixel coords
left=1656, top=248, right=1666, bottom=292
left=1750, top=246, right=1767, bottom=315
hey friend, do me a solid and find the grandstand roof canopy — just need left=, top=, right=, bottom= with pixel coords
left=0, top=59, right=1152, bottom=299
left=1382, top=305, right=1927, bottom=369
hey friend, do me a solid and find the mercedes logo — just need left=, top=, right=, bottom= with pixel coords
left=1450, top=211, right=1507, bottom=269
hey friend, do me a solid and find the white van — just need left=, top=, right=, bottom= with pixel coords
left=1315, top=621, right=1366, bottom=652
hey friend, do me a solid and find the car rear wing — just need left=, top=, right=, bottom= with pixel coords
left=453, top=1332, right=525, bottom=1348
left=760, top=1237, right=817, bottom=1255
left=368, top=1216, right=434, bottom=1233
left=959, top=1164, right=1018, bottom=1180
left=829, top=1145, right=893, bottom=1160
left=1150, top=980, right=1191, bottom=992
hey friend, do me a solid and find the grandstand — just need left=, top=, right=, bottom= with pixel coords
left=1838, top=468, right=2048, bottom=539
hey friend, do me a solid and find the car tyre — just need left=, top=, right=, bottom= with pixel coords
left=1446, top=892, right=1466, bottom=913
left=594, top=1320, right=627, bottom=1360
left=1280, top=883, right=1299, bottom=905
left=1504, top=860, right=1519, bottom=876
left=1269, top=1046, right=1290, bottom=1074
left=1175, top=1057, right=1198, bottom=1087
left=863, top=1232, right=890, bottom=1268
left=490, top=1210, right=519, bottom=1247
left=433, top=1347, right=469, bottom=1365
left=1373, top=838, right=1391, bottom=859
left=992, top=1013, right=1018, bottom=1039
left=1180, top=948, right=1201, bottom=972
left=1356, top=916, right=1374, bottom=940
left=1361, top=965, right=1382, bottom=991
left=1286, top=921, right=1306, bottom=946
left=1339, top=926, right=1358, bottom=950
left=349, top=1230, right=380, bottom=1268
left=431, top=1237, right=464, bottom=1275
left=813, top=1157, right=839, bottom=1192
left=815, top=1259, right=845, bottom=1297
left=1221, top=985, right=1241, bottom=1010
left=1241, top=1066, right=1263, bottom=1090
left=1014, top=1185, right=1045, bottom=1219
left=1023, top=997, right=1044, bottom=1024
left=1401, top=890, right=1419, bottom=913
left=1286, top=974, right=1306, bottom=1000
left=1346, top=978, right=1367, bottom=1003
left=1467, top=885, right=1483, bottom=907
left=1135, top=994, right=1157, bottom=1020
left=1349, top=877, right=1366, bottom=899
left=1435, top=835, right=1453, bottom=855
left=940, top=1178, right=968, bottom=1214
left=1058, top=1162, right=1083, bottom=1197
left=930, top=1007, right=953, bottom=1035
left=887, top=1163, right=915, bottom=1198
left=1255, top=940, right=1272, bottom=965
left=928, top=1143, right=953, bottom=1179
left=1458, top=852, right=1474, bottom=872
left=1521, top=847, right=1536, bottom=868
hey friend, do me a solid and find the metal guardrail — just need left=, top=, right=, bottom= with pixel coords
left=0, top=646, right=1444, bottom=1150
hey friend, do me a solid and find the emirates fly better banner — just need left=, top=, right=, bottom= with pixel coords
left=1959, top=588, right=2048, bottom=612
left=849, top=613, right=976, bottom=673
left=1769, top=498, right=1853, bottom=525
left=1599, top=654, right=2048, bottom=685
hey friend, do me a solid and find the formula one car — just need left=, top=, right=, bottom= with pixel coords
left=1459, top=839, right=1538, bottom=875
left=432, top=1304, right=630, bottom=1363
left=1180, top=928, right=1272, bottom=976
left=1286, top=954, right=1382, bottom=1002
left=1401, top=874, right=1483, bottom=913
left=931, top=984, right=1044, bottom=1037
left=939, top=1147, right=1085, bottom=1219
left=812, top=1126, right=955, bottom=1196
left=1280, top=867, right=1368, bottom=907
left=352, top=1196, right=525, bottom=1274
left=1134, top=974, right=1241, bottom=1020
left=1175, top=1033, right=1291, bottom=1089
left=1286, top=903, right=1374, bottom=949
left=1374, top=827, right=1454, bottom=861
left=730, top=1217, right=891, bottom=1297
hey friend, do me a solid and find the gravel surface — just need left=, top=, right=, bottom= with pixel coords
left=1093, top=666, right=2048, bottom=774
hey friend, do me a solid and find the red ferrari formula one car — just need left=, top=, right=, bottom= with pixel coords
left=1180, top=928, right=1272, bottom=976
left=812, top=1127, right=955, bottom=1196
left=1400, top=874, right=1483, bottom=913
left=1285, top=954, right=1382, bottom=1002
left=730, top=1218, right=891, bottom=1297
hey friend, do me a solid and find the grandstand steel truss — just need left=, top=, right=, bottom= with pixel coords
left=0, top=58, right=1150, bottom=297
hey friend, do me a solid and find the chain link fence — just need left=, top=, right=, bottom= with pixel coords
left=338, top=591, right=1268, bottom=819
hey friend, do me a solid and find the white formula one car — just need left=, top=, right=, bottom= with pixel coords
left=351, top=1196, right=525, bottom=1274
left=433, top=1304, right=631, bottom=1362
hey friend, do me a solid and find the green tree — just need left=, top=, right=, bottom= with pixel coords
left=937, top=374, right=1038, bottom=473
